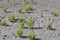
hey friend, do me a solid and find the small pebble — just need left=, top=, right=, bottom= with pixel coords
left=4, top=35, right=7, bottom=37
left=13, top=34, right=16, bottom=35
left=48, top=17, right=50, bottom=20
left=3, top=37, right=5, bottom=39
left=15, top=36, right=18, bottom=38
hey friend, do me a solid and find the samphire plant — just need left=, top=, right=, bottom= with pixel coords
left=7, top=0, right=10, bottom=2
left=18, top=18, right=26, bottom=28
left=4, top=7, right=8, bottom=13
left=8, top=13, right=15, bottom=22
left=11, top=0, right=15, bottom=4
left=23, top=0, right=28, bottom=4
left=30, top=0, right=34, bottom=3
left=28, top=33, right=35, bottom=40
left=1, top=20, right=6, bottom=26
left=17, top=29, right=23, bottom=37
left=42, top=8, right=49, bottom=12
left=47, top=23, right=52, bottom=30
left=0, top=18, right=2, bottom=23
left=18, top=9, right=22, bottom=13
left=26, top=19, right=35, bottom=29
left=51, top=11, right=57, bottom=16
left=24, top=4, right=32, bottom=12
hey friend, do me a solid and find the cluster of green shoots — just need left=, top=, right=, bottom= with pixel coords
left=24, top=4, right=32, bottom=12
left=18, top=18, right=35, bottom=29
left=11, top=0, right=15, bottom=4
left=47, top=23, right=52, bottom=30
left=23, top=0, right=34, bottom=4
left=0, top=18, right=6, bottom=26
left=18, top=9, right=22, bottom=13
left=26, top=19, right=35, bottom=29
left=18, top=18, right=26, bottom=28
left=28, top=33, right=35, bottom=40
left=7, top=0, right=15, bottom=4
left=17, top=29, right=35, bottom=40
left=51, top=10, right=57, bottom=16
left=17, top=29, right=23, bottom=37
left=17, top=18, right=35, bottom=39
left=7, top=0, right=9, bottom=2
left=4, top=7, right=8, bottom=13
left=8, top=13, right=15, bottom=22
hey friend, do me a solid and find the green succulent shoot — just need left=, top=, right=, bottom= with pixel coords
left=42, top=8, right=48, bottom=12
left=7, top=0, right=10, bottom=2
left=18, top=9, right=22, bottom=13
left=23, top=0, right=28, bottom=4
left=30, top=0, right=34, bottom=3
left=24, top=4, right=32, bottom=12
left=1, top=20, right=6, bottom=26
left=47, top=23, right=52, bottom=30
left=4, top=7, right=8, bottom=13
left=11, top=0, right=15, bottom=4
left=8, top=13, right=15, bottom=22
left=17, top=29, right=23, bottom=37
left=18, top=18, right=26, bottom=28
left=26, top=19, right=35, bottom=29
left=51, top=11, right=57, bottom=16
left=28, top=33, right=35, bottom=40
left=0, top=18, right=2, bottom=23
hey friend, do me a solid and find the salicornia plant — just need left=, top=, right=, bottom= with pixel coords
left=18, top=9, right=22, bottom=13
left=47, top=23, right=52, bottom=30
left=23, top=0, right=28, bottom=4
left=26, top=19, right=35, bottom=29
left=7, top=0, right=10, bottom=2
left=24, top=4, right=32, bottom=12
left=1, top=20, right=6, bottom=26
left=51, top=11, right=57, bottom=16
left=28, top=33, right=35, bottom=40
left=18, top=18, right=26, bottom=28
left=0, top=18, right=2, bottom=23
left=8, top=13, right=15, bottom=22
left=17, top=29, right=23, bottom=37
left=11, top=0, right=15, bottom=4
left=4, top=7, right=8, bottom=13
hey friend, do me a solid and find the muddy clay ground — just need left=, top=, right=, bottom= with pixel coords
left=0, top=0, right=60, bottom=40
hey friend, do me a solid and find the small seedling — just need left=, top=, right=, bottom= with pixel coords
left=24, top=4, right=32, bottom=12
left=30, top=0, right=34, bottom=3
left=26, top=19, right=35, bottom=29
left=28, top=33, right=35, bottom=40
left=23, top=0, right=28, bottom=4
left=7, top=0, right=10, bottom=2
left=8, top=13, right=15, bottom=22
left=11, top=0, right=15, bottom=4
left=47, top=23, right=52, bottom=30
left=18, top=18, right=26, bottom=28
left=0, top=18, right=2, bottom=23
left=1, top=20, right=6, bottom=26
left=17, top=29, right=23, bottom=37
left=18, top=9, right=22, bottom=13
left=4, top=7, right=8, bottom=13
left=42, top=8, right=48, bottom=12
left=51, top=11, right=57, bottom=16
